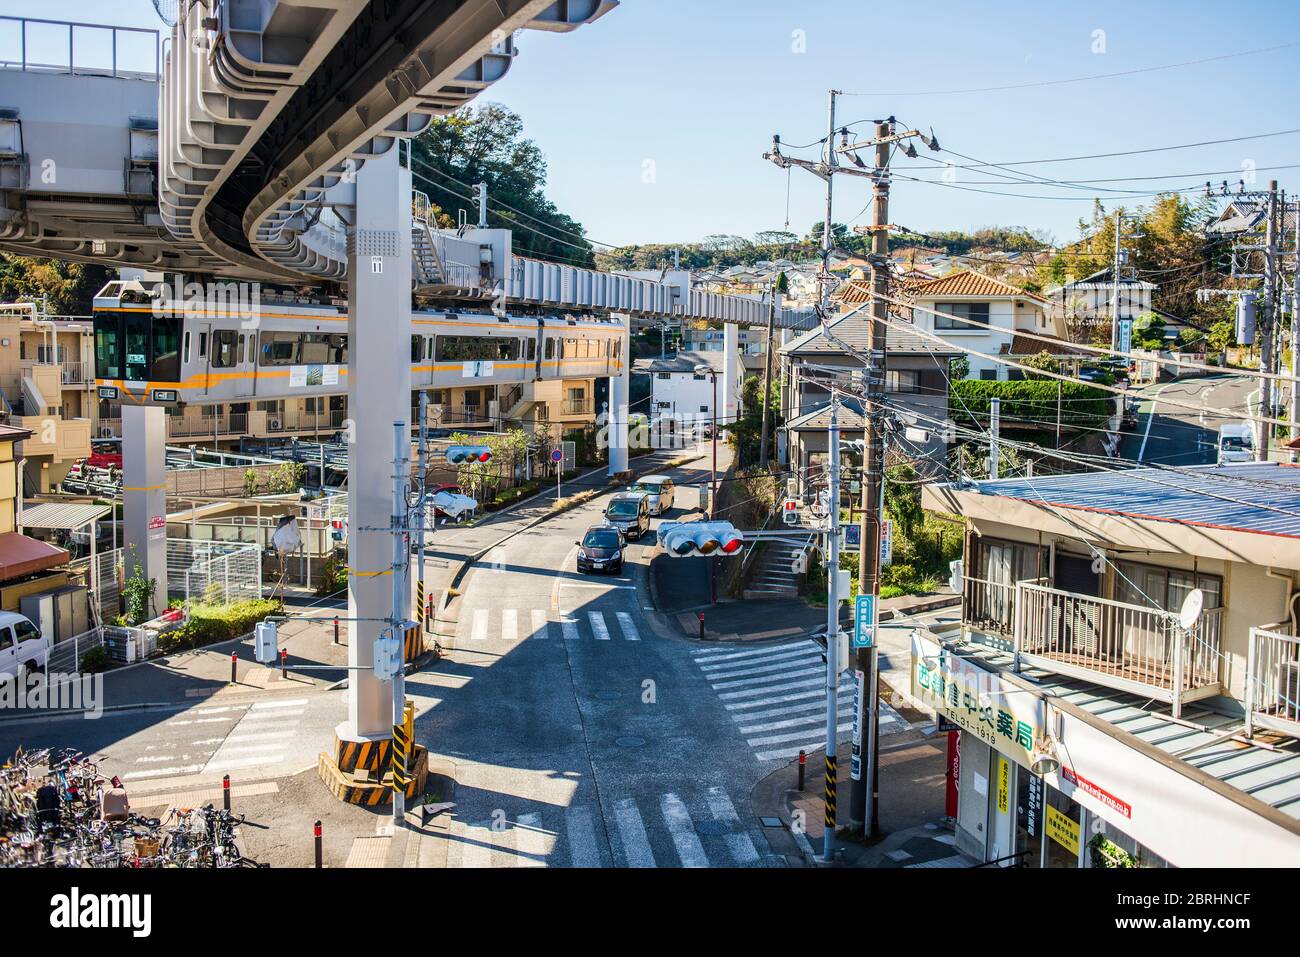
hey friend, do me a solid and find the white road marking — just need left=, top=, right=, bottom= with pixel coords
left=615, top=612, right=640, bottom=642
left=660, top=793, right=708, bottom=868
left=251, top=698, right=308, bottom=710
left=166, top=717, right=235, bottom=726
left=613, top=798, right=655, bottom=868
left=471, top=609, right=488, bottom=642
left=123, top=764, right=205, bottom=781
left=502, top=609, right=518, bottom=644
left=531, top=609, right=550, bottom=639
left=694, top=642, right=817, bottom=665
left=700, top=652, right=820, bottom=679
left=1138, top=381, right=1176, bottom=462
left=561, top=618, right=580, bottom=641
left=739, top=706, right=855, bottom=735
left=588, top=611, right=610, bottom=641
left=719, top=676, right=823, bottom=700
left=238, top=709, right=304, bottom=722
left=564, top=806, right=601, bottom=868
left=221, top=729, right=296, bottom=744
left=749, top=721, right=855, bottom=748
left=513, top=812, right=549, bottom=868
left=205, top=754, right=286, bottom=772
left=711, top=665, right=822, bottom=690
left=705, top=787, right=760, bottom=865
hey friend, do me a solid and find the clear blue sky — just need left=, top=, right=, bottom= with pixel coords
left=5, top=0, right=1298, bottom=248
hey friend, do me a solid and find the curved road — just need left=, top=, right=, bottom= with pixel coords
left=1121, top=373, right=1258, bottom=465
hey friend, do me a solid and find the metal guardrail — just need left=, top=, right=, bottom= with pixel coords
left=1246, top=625, right=1300, bottom=739
left=0, top=16, right=159, bottom=80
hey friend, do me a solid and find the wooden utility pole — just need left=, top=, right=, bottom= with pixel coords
left=850, top=120, right=894, bottom=838
left=1258, top=180, right=1279, bottom=461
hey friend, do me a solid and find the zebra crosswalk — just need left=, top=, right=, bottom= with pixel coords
left=692, top=641, right=907, bottom=762
left=445, top=787, right=775, bottom=868
left=463, top=607, right=641, bottom=643
left=124, top=697, right=309, bottom=781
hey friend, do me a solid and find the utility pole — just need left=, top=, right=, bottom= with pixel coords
left=819, top=90, right=840, bottom=314
left=1055, top=380, right=1063, bottom=448
left=989, top=396, right=1001, bottom=479
left=759, top=278, right=778, bottom=466
left=476, top=181, right=488, bottom=228
left=417, top=391, right=429, bottom=641
left=822, top=391, right=841, bottom=864
left=1259, top=180, right=1280, bottom=462
left=1291, top=199, right=1300, bottom=458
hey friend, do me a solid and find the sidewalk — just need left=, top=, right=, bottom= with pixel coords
left=749, top=711, right=973, bottom=868
left=661, top=587, right=960, bottom=643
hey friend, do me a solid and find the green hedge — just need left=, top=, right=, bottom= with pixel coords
left=950, top=379, right=1113, bottom=429
left=157, top=598, right=282, bottom=655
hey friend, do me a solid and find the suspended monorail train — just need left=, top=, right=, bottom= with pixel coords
left=91, top=279, right=626, bottom=405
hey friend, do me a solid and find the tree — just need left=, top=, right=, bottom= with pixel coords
left=1206, top=319, right=1234, bottom=358
left=1131, top=312, right=1167, bottom=350
left=1021, top=350, right=1061, bottom=380
left=410, top=104, right=593, bottom=266
left=0, top=255, right=113, bottom=315
left=948, top=355, right=970, bottom=380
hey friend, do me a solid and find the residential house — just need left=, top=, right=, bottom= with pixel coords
left=1044, top=266, right=1157, bottom=347
left=779, top=309, right=958, bottom=482
left=0, top=422, right=78, bottom=614
left=914, top=462, right=1300, bottom=867
left=644, top=350, right=737, bottom=435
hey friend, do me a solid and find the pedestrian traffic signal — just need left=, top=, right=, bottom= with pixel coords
left=446, top=445, right=492, bottom=464
left=657, top=521, right=744, bottom=557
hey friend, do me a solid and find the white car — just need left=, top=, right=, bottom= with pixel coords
left=0, top=611, right=49, bottom=681
left=630, top=475, right=675, bottom=515
left=1217, top=424, right=1254, bottom=464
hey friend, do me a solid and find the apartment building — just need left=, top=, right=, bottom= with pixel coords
left=0, top=305, right=94, bottom=492
left=914, top=463, right=1300, bottom=867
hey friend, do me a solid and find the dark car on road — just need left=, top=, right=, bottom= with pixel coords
left=576, top=524, right=625, bottom=574
left=604, top=491, right=651, bottom=541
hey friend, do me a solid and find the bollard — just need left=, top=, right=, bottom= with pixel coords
left=280, top=647, right=288, bottom=680
left=333, top=617, right=339, bottom=645
left=698, top=611, right=705, bottom=641
left=314, top=820, right=322, bottom=868
left=223, top=774, right=231, bottom=811
left=230, top=651, right=237, bottom=684
left=798, top=750, right=806, bottom=791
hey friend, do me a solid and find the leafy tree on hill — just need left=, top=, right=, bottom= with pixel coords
left=0, top=256, right=113, bottom=315
left=411, top=104, right=594, bottom=266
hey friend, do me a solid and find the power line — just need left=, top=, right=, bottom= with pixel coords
left=840, top=42, right=1299, bottom=97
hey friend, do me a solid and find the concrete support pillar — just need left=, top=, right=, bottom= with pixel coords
left=606, top=320, right=630, bottom=476
left=343, top=145, right=412, bottom=743
left=122, top=404, right=167, bottom=614
left=723, top=322, right=740, bottom=431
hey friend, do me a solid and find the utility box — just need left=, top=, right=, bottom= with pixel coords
left=254, top=620, right=278, bottom=664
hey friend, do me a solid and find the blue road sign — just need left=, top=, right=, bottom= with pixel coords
left=551, top=449, right=563, bottom=463
left=852, top=594, right=875, bottom=649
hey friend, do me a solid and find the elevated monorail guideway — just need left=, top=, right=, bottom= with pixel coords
left=9, top=0, right=818, bottom=809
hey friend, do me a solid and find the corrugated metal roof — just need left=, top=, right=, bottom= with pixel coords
left=950, top=640, right=1300, bottom=822
left=963, top=462, right=1300, bottom=539
left=20, top=501, right=113, bottom=530
left=782, top=311, right=959, bottom=356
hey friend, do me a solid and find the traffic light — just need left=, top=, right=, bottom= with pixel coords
left=657, top=521, right=744, bottom=557
left=446, top=445, right=492, bottom=464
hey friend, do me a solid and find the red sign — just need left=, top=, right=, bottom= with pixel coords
left=148, top=516, right=165, bottom=530
left=783, top=499, right=798, bottom=511
left=1061, top=765, right=1131, bottom=819
left=945, top=731, right=960, bottom=818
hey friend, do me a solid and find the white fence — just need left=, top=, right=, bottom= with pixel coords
left=1246, top=626, right=1300, bottom=738
left=166, top=540, right=263, bottom=607
left=46, top=627, right=104, bottom=673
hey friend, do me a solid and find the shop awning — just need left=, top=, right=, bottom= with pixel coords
left=20, top=501, right=112, bottom=531
left=0, top=532, right=69, bottom=581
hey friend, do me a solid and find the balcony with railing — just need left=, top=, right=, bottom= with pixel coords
left=1247, top=624, right=1300, bottom=738
left=561, top=396, right=594, bottom=416
left=962, top=575, right=1224, bottom=717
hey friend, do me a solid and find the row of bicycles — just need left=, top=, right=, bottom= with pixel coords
left=1, top=747, right=266, bottom=868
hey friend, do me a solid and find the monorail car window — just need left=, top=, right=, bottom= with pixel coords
left=544, top=338, right=555, bottom=360
left=212, top=330, right=239, bottom=368
left=411, top=335, right=422, bottom=363
left=94, top=313, right=122, bottom=378
left=124, top=313, right=149, bottom=380
left=151, top=315, right=180, bottom=381
left=435, top=336, right=521, bottom=362
left=258, top=332, right=347, bottom=366
left=527, top=338, right=536, bottom=361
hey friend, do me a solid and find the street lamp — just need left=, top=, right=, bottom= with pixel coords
left=695, top=363, right=720, bottom=604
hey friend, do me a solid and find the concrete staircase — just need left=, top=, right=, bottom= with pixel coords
left=743, top=541, right=804, bottom=600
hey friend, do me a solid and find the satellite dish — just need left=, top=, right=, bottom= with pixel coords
left=1178, top=588, right=1204, bottom=631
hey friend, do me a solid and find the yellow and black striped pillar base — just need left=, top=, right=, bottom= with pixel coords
left=824, top=755, right=837, bottom=830
left=403, top=625, right=424, bottom=663
left=416, top=580, right=426, bottom=632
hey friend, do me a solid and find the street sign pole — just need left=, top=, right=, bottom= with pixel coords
left=552, top=448, right=563, bottom=502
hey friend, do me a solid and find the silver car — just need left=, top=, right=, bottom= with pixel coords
left=629, top=475, right=675, bottom=515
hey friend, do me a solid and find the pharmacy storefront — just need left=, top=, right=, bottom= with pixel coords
left=911, top=633, right=1166, bottom=868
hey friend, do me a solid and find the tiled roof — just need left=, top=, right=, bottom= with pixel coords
left=911, top=270, right=1050, bottom=303
left=787, top=400, right=867, bottom=432
left=780, top=310, right=959, bottom=356
left=1004, top=334, right=1086, bottom=356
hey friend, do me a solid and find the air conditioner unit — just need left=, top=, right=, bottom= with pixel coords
left=268, top=418, right=282, bottom=431
left=99, top=428, right=115, bottom=438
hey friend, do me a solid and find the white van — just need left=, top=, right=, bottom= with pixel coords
left=0, top=611, right=50, bottom=681
left=630, top=475, right=675, bottom=515
left=1217, top=424, right=1254, bottom=464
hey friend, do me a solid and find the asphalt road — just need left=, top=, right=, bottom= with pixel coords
left=1119, top=373, right=1258, bottom=466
